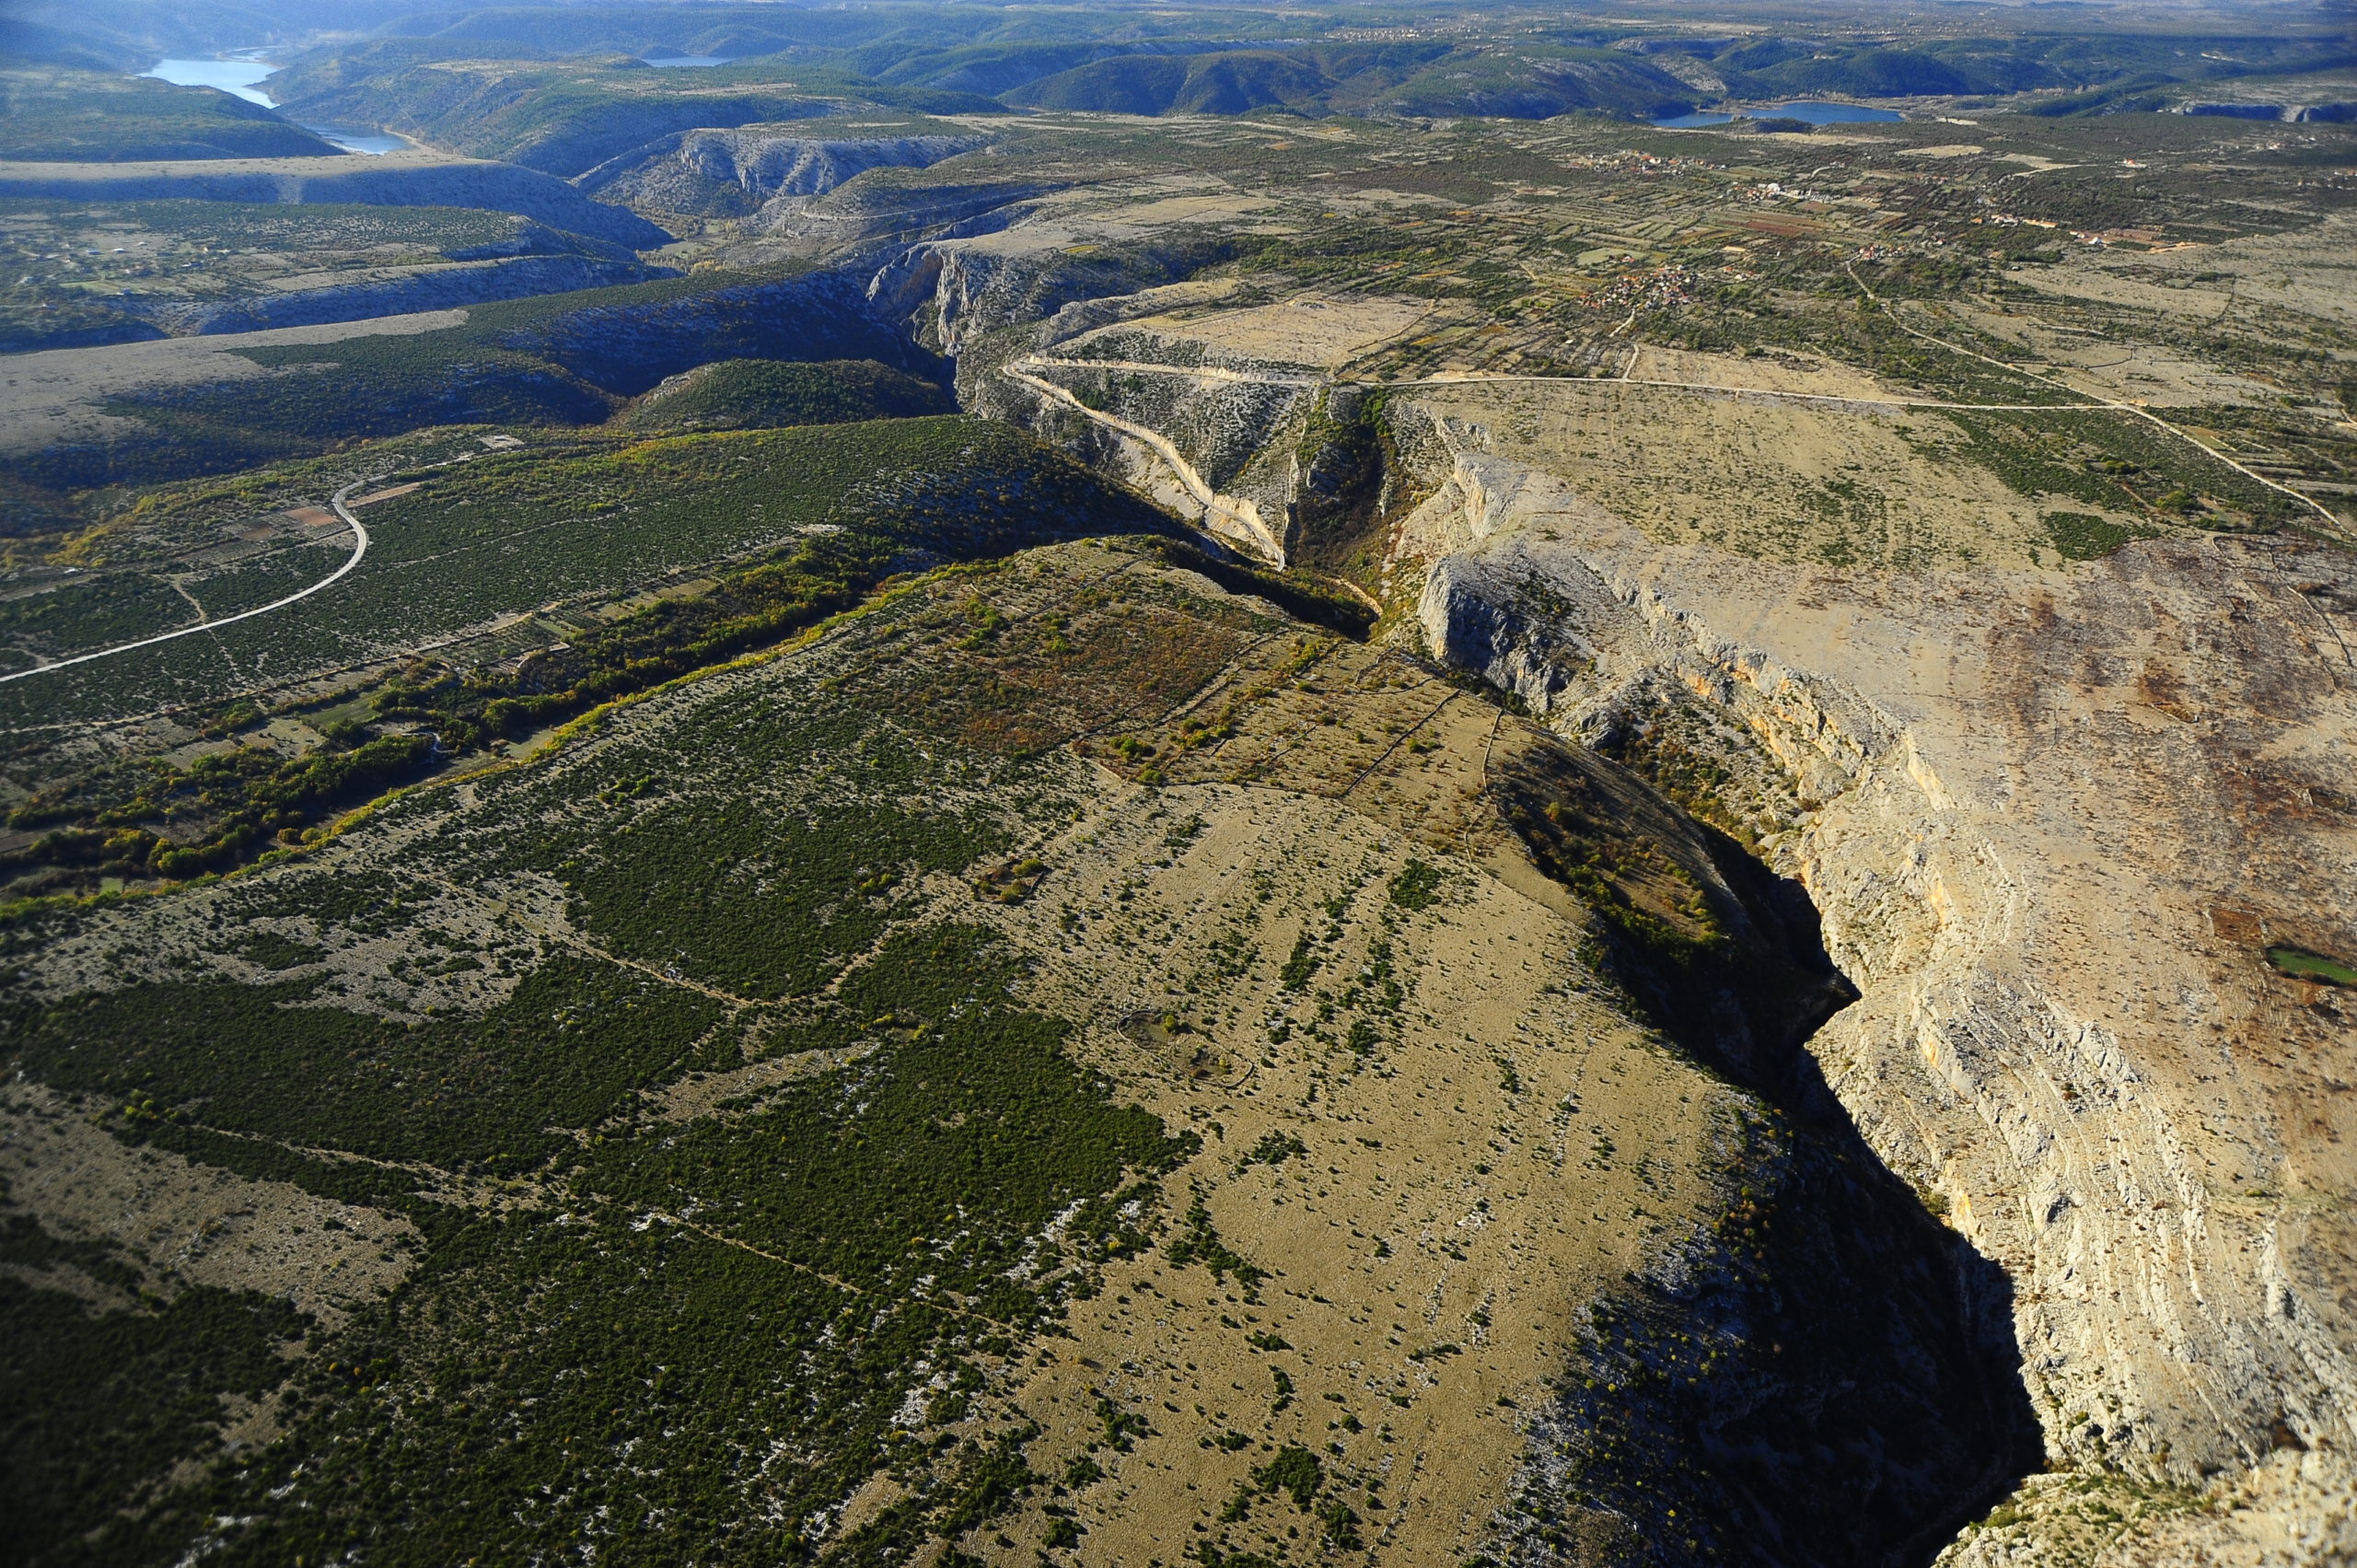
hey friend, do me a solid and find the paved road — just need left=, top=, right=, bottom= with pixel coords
left=0, top=474, right=377, bottom=685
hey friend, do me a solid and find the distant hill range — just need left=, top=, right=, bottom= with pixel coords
left=7, top=2, right=2352, bottom=141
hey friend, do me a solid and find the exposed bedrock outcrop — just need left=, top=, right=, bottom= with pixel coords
left=1406, top=443, right=2357, bottom=1558
left=767, top=179, right=1059, bottom=254
left=993, top=356, right=1288, bottom=563
left=1004, top=354, right=1309, bottom=555
left=122, top=254, right=671, bottom=335
left=574, top=128, right=988, bottom=219
left=867, top=237, right=1261, bottom=548
left=0, top=156, right=673, bottom=250
left=896, top=279, right=1341, bottom=565
left=1480, top=694, right=2038, bottom=1567
left=864, top=215, right=1244, bottom=364
left=2177, top=101, right=2357, bottom=123
left=974, top=351, right=2048, bottom=1555
left=1498, top=1074, right=2038, bottom=1568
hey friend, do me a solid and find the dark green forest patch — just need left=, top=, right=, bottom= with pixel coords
left=621, top=357, right=954, bottom=433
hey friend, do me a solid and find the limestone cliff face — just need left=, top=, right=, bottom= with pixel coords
left=1404, top=436, right=2357, bottom=1559
left=574, top=129, right=987, bottom=220
left=767, top=179, right=1056, bottom=258
left=1005, top=354, right=1311, bottom=555
left=865, top=226, right=1236, bottom=387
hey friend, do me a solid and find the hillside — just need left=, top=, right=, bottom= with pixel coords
left=4, top=6, right=2357, bottom=1567
left=1357, top=46, right=1702, bottom=121
left=620, top=357, right=955, bottom=432
left=0, top=197, right=667, bottom=354
left=573, top=120, right=987, bottom=221
left=7, top=263, right=936, bottom=494
left=947, top=101, right=2357, bottom=1568
left=264, top=57, right=1006, bottom=178
left=849, top=40, right=1225, bottom=98
left=268, top=64, right=860, bottom=177
left=1007, top=52, right=1335, bottom=117
left=0, top=413, right=1132, bottom=738
left=0, top=149, right=674, bottom=250
left=0, top=69, right=343, bottom=162
left=0, top=523, right=2026, bottom=1568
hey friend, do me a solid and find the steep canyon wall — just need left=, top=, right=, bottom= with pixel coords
left=1404, top=434, right=2357, bottom=1561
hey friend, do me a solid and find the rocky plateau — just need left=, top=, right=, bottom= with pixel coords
left=1402, top=424, right=2357, bottom=1562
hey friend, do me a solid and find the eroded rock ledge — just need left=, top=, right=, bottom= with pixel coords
left=575, top=128, right=989, bottom=222
left=1404, top=436, right=2357, bottom=1562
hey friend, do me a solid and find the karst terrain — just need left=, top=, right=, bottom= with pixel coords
left=2, top=1, right=2355, bottom=1565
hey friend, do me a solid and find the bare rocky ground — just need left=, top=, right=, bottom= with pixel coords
left=0, top=1078, right=420, bottom=1326
left=1406, top=377, right=2141, bottom=570
left=0, top=308, right=467, bottom=453
left=0, top=540, right=2013, bottom=1564
left=978, top=774, right=1722, bottom=1568
left=9, top=100, right=2357, bottom=1567
left=1393, top=397, right=2357, bottom=1563
left=950, top=159, right=2357, bottom=1559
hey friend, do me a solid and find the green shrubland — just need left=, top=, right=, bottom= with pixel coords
left=621, top=357, right=954, bottom=433
left=0, top=69, right=340, bottom=162
left=0, top=414, right=1157, bottom=732
left=272, top=63, right=999, bottom=178
left=0, top=416, right=1176, bottom=903
left=2, top=1271, right=307, bottom=1566
left=5, top=572, right=1214, bottom=1563
left=16, top=265, right=935, bottom=494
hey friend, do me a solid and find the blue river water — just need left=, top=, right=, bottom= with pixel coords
left=293, top=122, right=410, bottom=155
left=1656, top=100, right=1906, bottom=128
left=144, top=58, right=275, bottom=105
left=141, top=60, right=409, bottom=153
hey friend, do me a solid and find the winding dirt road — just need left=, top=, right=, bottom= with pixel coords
left=0, top=473, right=377, bottom=686
left=1016, top=327, right=2347, bottom=540
left=1004, top=358, right=1287, bottom=563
